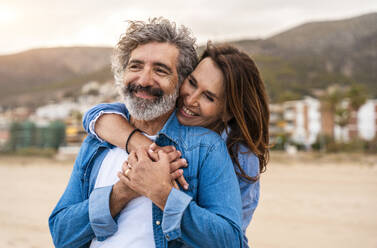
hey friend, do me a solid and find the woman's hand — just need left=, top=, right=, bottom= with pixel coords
left=147, top=143, right=189, bottom=190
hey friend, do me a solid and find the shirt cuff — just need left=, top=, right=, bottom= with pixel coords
left=161, top=188, right=192, bottom=241
left=89, top=110, right=128, bottom=142
left=88, top=185, right=118, bottom=240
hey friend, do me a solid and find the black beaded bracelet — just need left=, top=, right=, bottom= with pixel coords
left=125, top=128, right=141, bottom=154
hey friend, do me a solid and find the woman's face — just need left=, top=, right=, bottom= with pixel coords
left=176, top=57, right=228, bottom=128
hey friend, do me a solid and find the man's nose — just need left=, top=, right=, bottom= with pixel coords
left=138, top=68, right=154, bottom=87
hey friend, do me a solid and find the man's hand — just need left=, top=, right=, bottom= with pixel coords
left=118, top=147, right=175, bottom=210
left=110, top=179, right=140, bottom=218
left=148, top=143, right=189, bottom=190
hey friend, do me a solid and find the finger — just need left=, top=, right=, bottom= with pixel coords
left=169, top=158, right=188, bottom=173
left=160, top=145, right=175, bottom=153
left=147, top=148, right=159, bottom=162
left=177, top=175, right=189, bottom=190
left=170, top=169, right=183, bottom=180
left=166, top=150, right=181, bottom=162
left=122, top=161, right=130, bottom=173
left=117, top=171, right=131, bottom=185
left=157, top=150, right=169, bottom=164
left=149, top=143, right=158, bottom=152
left=172, top=180, right=179, bottom=190
left=136, top=146, right=149, bottom=161
left=128, top=151, right=138, bottom=165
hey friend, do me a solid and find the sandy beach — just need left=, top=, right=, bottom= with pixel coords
left=0, top=152, right=376, bottom=248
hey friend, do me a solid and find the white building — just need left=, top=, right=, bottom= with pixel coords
left=357, top=99, right=377, bottom=141
left=282, top=96, right=321, bottom=147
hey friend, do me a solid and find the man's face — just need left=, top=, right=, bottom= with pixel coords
left=121, top=42, right=180, bottom=121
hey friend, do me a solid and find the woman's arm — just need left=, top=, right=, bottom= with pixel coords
left=83, top=103, right=189, bottom=189
left=83, top=102, right=153, bottom=151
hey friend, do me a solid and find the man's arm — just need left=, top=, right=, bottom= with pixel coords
left=49, top=139, right=98, bottom=248
left=49, top=137, right=137, bottom=248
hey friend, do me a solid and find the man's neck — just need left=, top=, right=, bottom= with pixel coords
left=130, top=110, right=174, bottom=135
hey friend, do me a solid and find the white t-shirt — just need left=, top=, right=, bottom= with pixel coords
left=90, top=143, right=157, bottom=248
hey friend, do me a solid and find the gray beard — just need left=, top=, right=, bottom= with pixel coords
left=121, top=86, right=178, bottom=121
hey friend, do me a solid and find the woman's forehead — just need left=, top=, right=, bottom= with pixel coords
left=192, top=57, right=224, bottom=94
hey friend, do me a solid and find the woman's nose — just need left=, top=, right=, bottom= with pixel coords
left=186, top=91, right=200, bottom=107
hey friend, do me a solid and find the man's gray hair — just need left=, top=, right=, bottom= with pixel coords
left=112, top=17, right=198, bottom=88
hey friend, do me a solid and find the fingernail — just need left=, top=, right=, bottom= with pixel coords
left=184, top=185, right=189, bottom=190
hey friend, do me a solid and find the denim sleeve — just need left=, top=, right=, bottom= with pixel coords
left=48, top=140, right=116, bottom=248
left=161, top=140, right=243, bottom=247
left=88, top=186, right=118, bottom=238
left=49, top=141, right=94, bottom=248
left=82, top=102, right=129, bottom=141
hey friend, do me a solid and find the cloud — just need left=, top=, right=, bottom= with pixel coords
left=0, top=0, right=376, bottom=54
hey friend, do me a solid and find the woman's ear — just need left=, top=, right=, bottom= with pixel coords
left=222, top=111, right=233, bottom=123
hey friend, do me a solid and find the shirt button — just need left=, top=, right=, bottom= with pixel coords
left=156, top=220, right=161, bottom=225
left=166, top=234, right=170, bottom=239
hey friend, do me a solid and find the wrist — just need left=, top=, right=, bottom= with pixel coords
left=151, top=183, right=173, bottom=210
left=127, top=132, right=153, bottom=153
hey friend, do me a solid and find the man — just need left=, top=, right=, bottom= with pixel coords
left=49, top=18, right=243, bottom=248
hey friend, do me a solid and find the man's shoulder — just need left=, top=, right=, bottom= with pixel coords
left=177, top=125, right=226, bottom=151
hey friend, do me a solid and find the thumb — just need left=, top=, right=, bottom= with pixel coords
left=158, top=150, right=169, bottom=163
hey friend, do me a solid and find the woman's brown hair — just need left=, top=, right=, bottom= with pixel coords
left=201, top=43, right=270, bottom=181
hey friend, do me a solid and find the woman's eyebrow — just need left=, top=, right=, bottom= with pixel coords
left=205, top=90, right=218, bottom=99
left=190, top=74, right=219, bottom=99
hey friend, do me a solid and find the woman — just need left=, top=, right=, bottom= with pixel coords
left=83, top=43, right=269, bottom=247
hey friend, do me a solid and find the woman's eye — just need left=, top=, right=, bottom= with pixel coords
left=188, top=78, right=196, bottom=87
left=205, top=94, right=214, bottom=102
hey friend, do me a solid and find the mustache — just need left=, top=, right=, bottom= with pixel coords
left=124, top=83, right=164, bottom=98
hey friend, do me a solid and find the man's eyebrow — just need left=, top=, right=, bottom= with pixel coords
left=128, top=59, right=144, bottom=65
left=154, top=62, right=173, bottom=74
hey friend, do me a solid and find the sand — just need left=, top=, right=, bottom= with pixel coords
left=0, top=153, right=376, bottom=248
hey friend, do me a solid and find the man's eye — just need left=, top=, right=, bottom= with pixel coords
left=156, top=68, right=168, bottom=75
left=128, top=64, right=140, bottom=70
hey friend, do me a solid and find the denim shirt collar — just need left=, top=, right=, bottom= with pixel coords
left=157, top=110, right=181, bottom=146
left=125, top=109, right=181, bottom=146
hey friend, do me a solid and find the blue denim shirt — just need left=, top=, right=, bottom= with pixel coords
left=84, top=103, right=261, bottom=248
left=49, top=103, right=243, bottom=248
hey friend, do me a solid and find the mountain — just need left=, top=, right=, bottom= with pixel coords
left=0, top=13, right=376, bottom=107
left=229, top=12, right=377, bottom=101
left=0, top=47, right=112, bottom=106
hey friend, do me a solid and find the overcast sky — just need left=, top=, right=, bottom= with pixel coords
left=1, top=0, right=376, bottom=55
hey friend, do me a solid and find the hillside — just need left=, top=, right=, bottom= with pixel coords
left=0, top=13, right=376, bottom=106
left=229, top=12, right=377, bottom=101
left=0, top=47, right=112, bottom=106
